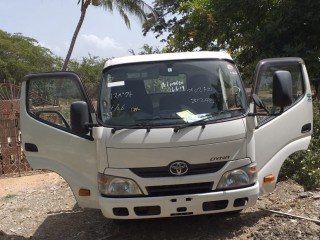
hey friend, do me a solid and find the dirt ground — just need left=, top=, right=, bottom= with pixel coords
left=0, top=172, right=319, bottom=240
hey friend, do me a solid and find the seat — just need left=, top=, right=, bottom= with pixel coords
left=111, top=80, right=153, bottom=116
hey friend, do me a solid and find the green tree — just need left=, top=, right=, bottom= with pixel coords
left=62, top=0, right=155, bottom=71
left=142, top=0, right=187, bottom=44
left=68, top=54, right=106, bottom=99
left=0, top=29, right=60, bottom=83
left=144, top=0, right=320, bottom=83
left=128, top=43, right=162, bottom=55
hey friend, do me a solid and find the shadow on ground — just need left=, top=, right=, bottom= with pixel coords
left=1, top=205, right=272, bottom=240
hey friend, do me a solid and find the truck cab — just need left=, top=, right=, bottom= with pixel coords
left=20, top=52, right=312, bottom=219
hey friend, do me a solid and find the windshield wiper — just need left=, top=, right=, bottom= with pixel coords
left=173, top=109, right=244, bottom=133
left=111, top=116, right=181, bottom=134
left=173, top=113, right=216, bottom=133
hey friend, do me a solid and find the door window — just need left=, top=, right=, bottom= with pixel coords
left=26, top=74, right=88, bottom=132
left=254, top=61, right=304, bottom=125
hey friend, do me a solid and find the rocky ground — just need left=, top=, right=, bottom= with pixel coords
left=0, top=172, right=319, bottom=240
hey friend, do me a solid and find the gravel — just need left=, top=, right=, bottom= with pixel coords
left=0, top=172, right=319, bottom=240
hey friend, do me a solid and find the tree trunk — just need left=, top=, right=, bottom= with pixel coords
left=62, top=0, right=90, bottom=71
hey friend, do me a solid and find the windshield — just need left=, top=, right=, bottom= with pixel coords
left=99, top=59, right=248, bottom=128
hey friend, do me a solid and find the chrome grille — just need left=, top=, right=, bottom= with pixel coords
left=130, top=161, right=226, bottom=178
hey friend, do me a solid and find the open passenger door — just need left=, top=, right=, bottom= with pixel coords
left=20, top=72, right=99, bottom=208
left=250, top=58, right=313, bottom=195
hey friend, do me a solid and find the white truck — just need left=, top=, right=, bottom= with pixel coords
left=20, top=51, right=313, bottom=219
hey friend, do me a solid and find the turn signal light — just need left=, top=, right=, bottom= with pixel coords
left=264, top=175, right=275, bottom=183
left=79, top=188, right=91, bottom=196
left=249, top=165, right=257, bottom=173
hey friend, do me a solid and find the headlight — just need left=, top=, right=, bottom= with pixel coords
left=98, top=173, right=143, bottom=197
left=217, top=163, right=257, bottom=190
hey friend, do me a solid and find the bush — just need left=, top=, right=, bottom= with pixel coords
left=279, top=102, right=320, bottom=190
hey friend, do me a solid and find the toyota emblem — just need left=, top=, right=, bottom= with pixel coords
left=169, top=161, right=189, bottom=176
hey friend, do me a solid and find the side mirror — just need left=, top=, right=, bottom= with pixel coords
left=70, top=101, right=90, bottom=135
left=273, top=70, right=293, bottom=109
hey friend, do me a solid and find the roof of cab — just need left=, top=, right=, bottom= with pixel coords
left=103, top=51, right=233, bottom=69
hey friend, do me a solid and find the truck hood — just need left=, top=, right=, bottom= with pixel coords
left=104, top=119, right=247, bottom=168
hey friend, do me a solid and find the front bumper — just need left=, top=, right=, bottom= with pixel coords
left=99, top=182, right=259, bottom=219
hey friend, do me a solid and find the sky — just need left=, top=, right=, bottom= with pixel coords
left=0, top=0, right=165, bottom=59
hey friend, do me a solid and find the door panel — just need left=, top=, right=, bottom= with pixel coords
left=251, top=58, right=313, bottom=194
left=20, top=72, right=99, bottom=208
